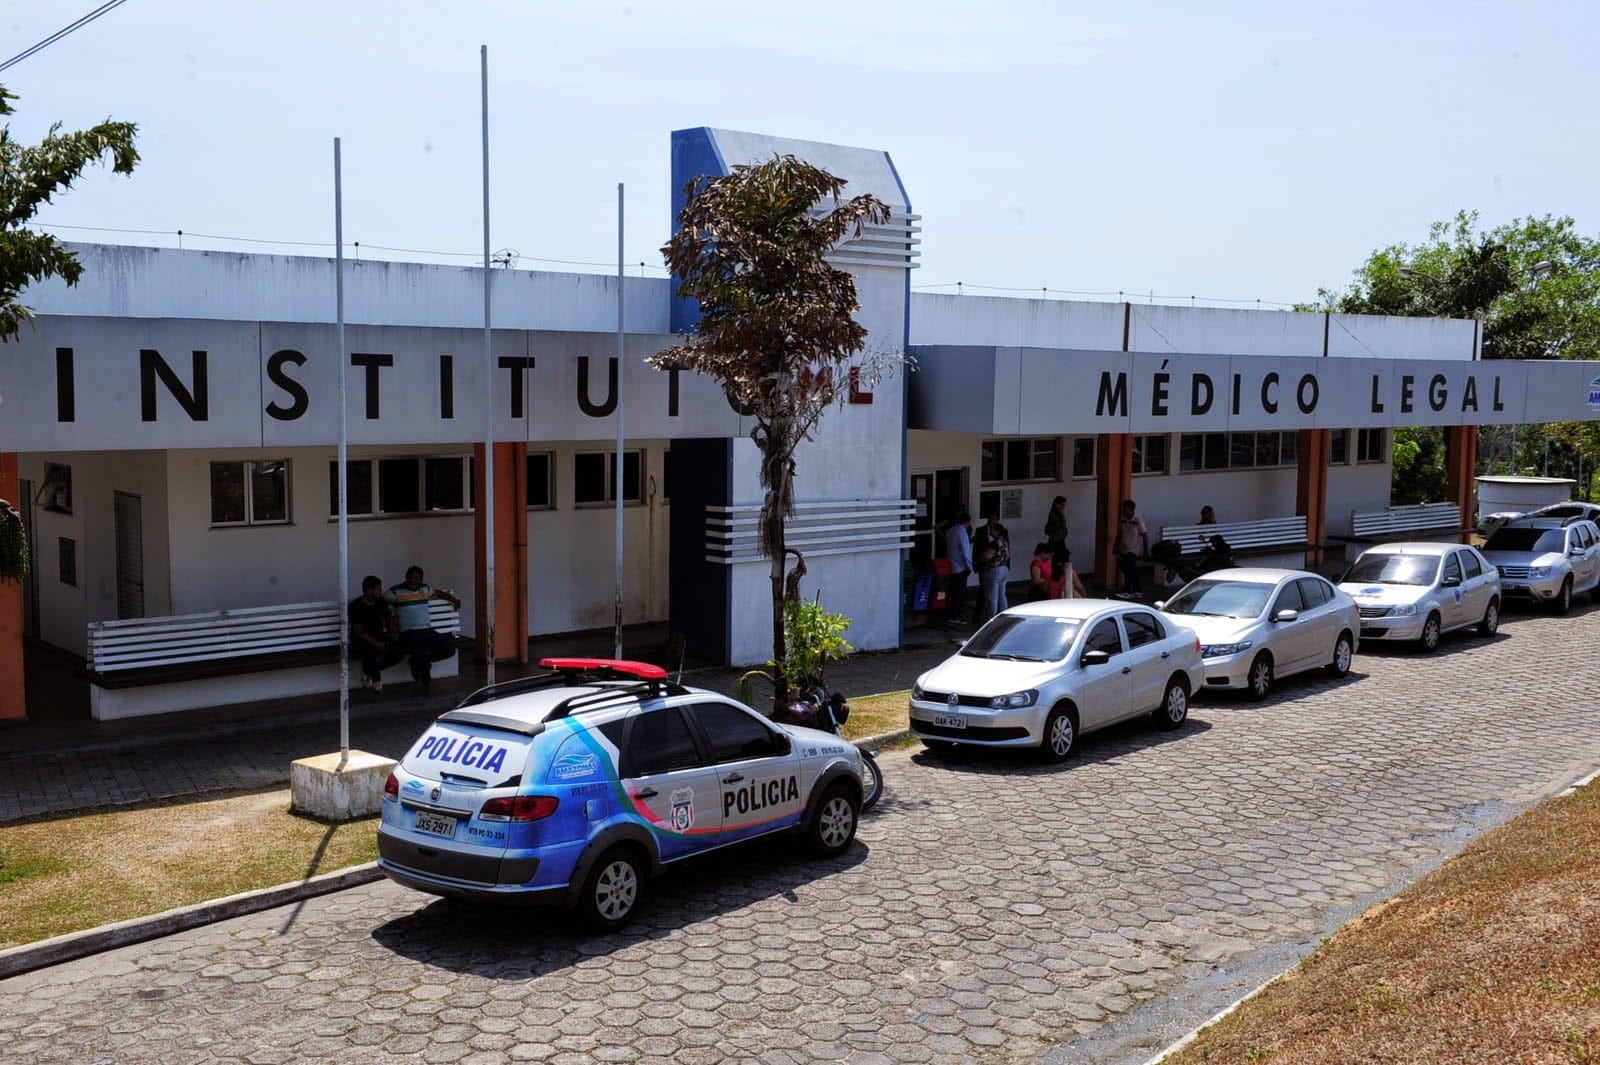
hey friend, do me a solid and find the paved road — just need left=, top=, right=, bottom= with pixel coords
left=5, top=604, right=1600, bottom=1063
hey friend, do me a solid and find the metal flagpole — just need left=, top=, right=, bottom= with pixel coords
left=614, top=183, right=625, bottom=659
left=334, top=137, right=350, bottom=761
left=481, top=45, right=497, bottom=686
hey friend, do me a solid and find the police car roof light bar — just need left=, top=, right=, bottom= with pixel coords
left=538, top=657, right=669, bottom=681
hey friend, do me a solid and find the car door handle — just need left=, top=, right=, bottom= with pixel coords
left=634, top=788, right=658, bottom=799
left=1121, top=666, right=1131, bottom=674
left=723, top=773, right=744, bottom=783
left=1160, top=651, right=1170, bottom=659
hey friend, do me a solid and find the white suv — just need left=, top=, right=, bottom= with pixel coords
left=1480, top=517, right=1600, bottom=614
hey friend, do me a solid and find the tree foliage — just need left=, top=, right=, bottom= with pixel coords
left=1308, top=211, right=1600, bottom=494
left=1, top=84, right=139, bottom=344
left=651, top=155, right=904, bottom=707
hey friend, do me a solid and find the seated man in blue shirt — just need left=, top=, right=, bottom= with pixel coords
left=387, top=565, right=462, bottom=689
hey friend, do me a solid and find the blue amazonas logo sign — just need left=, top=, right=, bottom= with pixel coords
left=1588, top=375, right=1600, bottom=412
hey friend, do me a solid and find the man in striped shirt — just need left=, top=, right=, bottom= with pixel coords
left=388, top=565, right=462, bottom=689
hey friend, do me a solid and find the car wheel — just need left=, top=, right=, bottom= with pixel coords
left=1325, top=632, right=1354, bottom=677
left=1152, top=676, right=1189, bottom=730
left=1478, top=597, right=1500, bottom=636
left=806, top=782, right=860, bottom=857
left=579, top=846, right=644, bottom=931
left=1553, top=578, right=1574, bottom=615
left=1246, top=653, right=1273, bottom=701
left=1038, top=705, right=1077, bottom=762
left=1418, top=612, right=1442, bottom=653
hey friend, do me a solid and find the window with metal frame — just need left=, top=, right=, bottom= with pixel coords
left=327, top=456, right=474, bottom=518
left=980, top=438, right=1060, bottom=485
left=213, top=459, right=291, bottom=526
left=1356, top=428, right=1385, bottom=463
left=574, top=450, right=644, bottom=507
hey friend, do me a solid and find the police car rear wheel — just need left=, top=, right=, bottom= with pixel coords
left=807, top=783, right=859, bottom=857
left=580, top=847, right=643, bottom=929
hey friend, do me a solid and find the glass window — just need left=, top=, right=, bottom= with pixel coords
left=691, top=702, right=783, bottom=763
left=212, top=460, right=290, bottom=526
left=1005, top=441, right=1030, bottom=482
left=1254, top=433, right=1280, bottom=468
left=1072, top=438, right=1095, bottom=478
left=1442, top=553, right=1463, bottom=583
left=1178, top=434, right=1202, bottom=472
left=1281, top=432, right=1299, bottom=465
left=1085, top=618, right=1124, bottom=656
left=40, top=463, right=72, bottom=514
left=1273, top=581, right=1307, bottom=615
left=1461, top=551, right=1483, bottom=579
left=326, top=460, right=372, bottom=516
left=210, top=462, right=246, bottom=525
left=526, top=452, right=553, bottom=509
left=1297, top=578, right=1331, bottom=607
left=1330, top=429, right=1349, bottom=465
left=1032, top=439, right=1059, bottom=481
left=1123, top=612, right=1165, bottom=648
left=963, top=614, right=1081, bottom=662
left=1204, top=433, right=1228, bottom=470
left=425, top=458, right=466, bottom=511
left=618, top=451, right=642, bottom=504
left=378, top=458, right=421, bottom=514
left=980, top=441, right=1002, bottom=483
left=1356, top=428, right=1385, bottom=463
left=574, top=453, right=607, bottom=505
left=1134, top=435, right=1167, bottom=475
left=626, top=708, right=703, bottom=776
left=1230, top=434, right=1256, bottom=469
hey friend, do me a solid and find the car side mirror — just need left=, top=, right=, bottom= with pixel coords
left=1441, top=575, right=1461, bottom=588
left=1080, top=649, right=1111, bottom=667
left=772, top=732, right=791, bottom=756
left=1153, top=600, right=1166, bottom=610
left=1272, top=608, right=1299, bottom=623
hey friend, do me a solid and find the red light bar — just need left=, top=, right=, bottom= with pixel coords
left=538, top=657, right=669, bottom=681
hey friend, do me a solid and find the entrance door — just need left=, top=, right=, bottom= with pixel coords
left=113, top=491, right=145, bottom=620
left=911, top=468, right=968, bottom=567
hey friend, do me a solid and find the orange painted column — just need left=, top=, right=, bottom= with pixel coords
left=1296, top=429, right=1330, bottom=568
left=1094, top=434, right=1134, bottom=589
left=0, top=452, right=26, bottom=722
left=1444, top=425, right=1480, bottom=541
left=473, top=442, right=530, bottom=664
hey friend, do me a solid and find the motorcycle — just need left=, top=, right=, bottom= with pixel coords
left=1152, top=534, right=1237, bottom=588
left=773, top=690, right=883, bottom=811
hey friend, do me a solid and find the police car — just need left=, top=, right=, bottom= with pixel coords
left=377, top=658, right=867, bottom=928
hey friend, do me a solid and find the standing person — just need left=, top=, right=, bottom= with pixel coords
left=1115, top=499, right=1149, bottom=599
left=388, top=565, right=462, bottom=689
left=973, top=511, right=1011, bottom=625
left=348, top=575, right=406, bottom=692
left=1027, top=542, right=1053, bottom=601
left=941, top=511, right=973, bottom=628
left=1045, top=495, right=1069, bottom=550
left=1049, top=545, right=1087, bottom=599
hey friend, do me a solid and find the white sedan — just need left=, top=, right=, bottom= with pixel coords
left=1338, top=542, right=1502, bottom=650
left=1158, top=569, right=1359, bottom=700
left=908, top=599, right=1204, bottom=762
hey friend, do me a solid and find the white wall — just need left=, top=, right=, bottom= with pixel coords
left=911, top=293, right=1125, bottom=349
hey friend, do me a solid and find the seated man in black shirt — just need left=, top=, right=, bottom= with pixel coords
left=348, top=574, right=406, bottom=692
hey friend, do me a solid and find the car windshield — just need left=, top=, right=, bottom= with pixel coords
left=1344, top=553, right=1439, bottom=586
left=1484, top=527, right=1566, bottom=554
left=961, top=614, right=1082, bottom=662
left=1163, top=579, right=1271, bottom=619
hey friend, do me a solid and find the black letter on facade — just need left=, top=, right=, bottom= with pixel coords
left=1190, top=374, right=1213, bottom=416
left=1461, top=376, right=1479, bottom=412
left=140, top=349, right=209, bottom=422
left=498, top=356, right=536, bottom=418
left=1428, top=374, right=1448, bottom=412
left=56, top=347, right=74, bottom=423
left=1231, top=374, right=1242, bottom=416
left=350, top=353, right=394, bottom=419
left=1296, top=373, right=1318, bottom=414
left=439, top=355, right=454, bottom=419
left=1260, top=372, right=1280, bottom=415
left=265, top=349, right=309, bottom=421
left=1369, top=375, right=1385, bottom=414
left=578, top=356, right=619, bottom=417
left=1095, top=372, right=1127, bottom=417
left=1492, top=376, right=1505, bottom=412
left=1399, top=374, right=1415, bottom=414
left=1151, top=370, right=1170, bottom=417
left=668, top=367, right=681, bottom=417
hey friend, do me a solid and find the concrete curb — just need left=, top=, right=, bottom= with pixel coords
left=0, top=862, right=384, bottom=981
left=856, top=727, right=912, bottom=751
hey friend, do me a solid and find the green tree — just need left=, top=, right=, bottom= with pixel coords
left=1308, top=211, right=1600, bottom=493
left=651, top=155, right=903, bottom=709
left=0, top=85, right=139, bottom=580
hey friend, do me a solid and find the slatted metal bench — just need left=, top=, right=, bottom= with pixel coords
left=84, top=599, right=462, bottom=721
left=1159, top=515, right=1311, bottom=561
left=1343, top=502, right=1469, bottom=543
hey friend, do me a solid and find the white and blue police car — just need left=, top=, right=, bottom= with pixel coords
left=377, top=658, right=867, bottom=928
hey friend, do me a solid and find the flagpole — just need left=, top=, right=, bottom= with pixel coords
left=480, top=45, right=497, bottom=686
left=334, top=137, right=350, bottom=760
left=614, top=182, right=625, bottom=660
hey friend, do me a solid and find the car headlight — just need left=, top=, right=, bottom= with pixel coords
left=1200, top=641, right=1252, bottom=658
left=988, top=690, right=1038, bottom=709
left=1528, top=566, right=1551, bottom=579
left=911, top=682, right=925, bottom=701
left=1387, top=603, right=1417, bottom=616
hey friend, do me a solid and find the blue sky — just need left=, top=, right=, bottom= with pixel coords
left=4, top=0, right=1596, bottom=308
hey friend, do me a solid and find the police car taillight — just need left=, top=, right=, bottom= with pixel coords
left=384, top=773, right=399, bottom=799
left=480, top=795, right=559, bottom=822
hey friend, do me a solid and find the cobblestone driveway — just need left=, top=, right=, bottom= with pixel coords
left=5, top=605, right=1600, bottom=1064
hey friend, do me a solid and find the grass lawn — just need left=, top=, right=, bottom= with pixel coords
left=0, top=790, right=379, bottom=949
left=841, top=688, right=911, bottom=742
left=1161, top=779, right=1600, bottom=1064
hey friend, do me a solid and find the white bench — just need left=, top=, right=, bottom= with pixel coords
left=1159, top=515, right=1310, bottom=564
left=1347, top=502, right=1467, bottom=542
left=85, top=599, right=462, bottom=720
